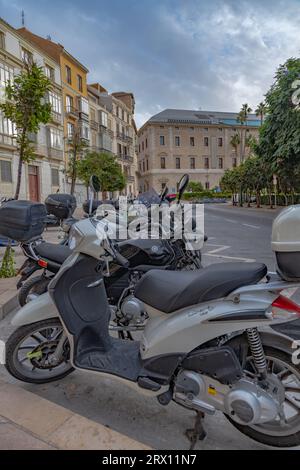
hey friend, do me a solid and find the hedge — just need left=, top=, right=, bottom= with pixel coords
left=182, top=191, right=231, bottom=200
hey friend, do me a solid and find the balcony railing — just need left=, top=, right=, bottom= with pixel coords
left=65, top=106, right=79, bottom=118
left=51, top=111, right=62, bottom=124
left=123, top=154, right=134, bottom=163
left=48, top=147, right=64, bottom=160
left=90, top=120, right=98, bottom=131
left=117, top=132, right=133, bottom=143
left=126, top=175, right=135, bottom=182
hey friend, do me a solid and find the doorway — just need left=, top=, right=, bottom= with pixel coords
left=28, top=165, right=40, bottom=201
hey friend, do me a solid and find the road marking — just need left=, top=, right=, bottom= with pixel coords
left=204, top=243, right=255, bottom=263
left=224, top=218, right=238, bottom=224
left=242, top=223, right=260, bottom=229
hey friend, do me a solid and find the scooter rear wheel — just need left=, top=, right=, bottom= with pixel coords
left=18, top=275, right=50, bottom=307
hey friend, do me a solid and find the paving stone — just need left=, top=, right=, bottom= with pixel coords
left=0, top=422, right=56, bottom=449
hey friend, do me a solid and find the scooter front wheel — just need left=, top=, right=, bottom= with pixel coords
left=5, top=318, right=74, bottom=384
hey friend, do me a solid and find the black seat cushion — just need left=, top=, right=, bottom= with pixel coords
left=135, top=262, right=267, bottom=313
left=35, top=242, right=71, bottom=264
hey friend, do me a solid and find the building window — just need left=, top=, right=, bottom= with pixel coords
left=218, top=128, right=223, bottom=132
left=77, top=74, right=83, bottom=92
left=175, top=157, right=181, bottom=169
left=161, top=157, right=166, bottom=169
left=67, top=122, right=74, bottom=138
left=205, top=181, right=210, bottom=189
left=49, top=128, right=63, bottom=148
left=204, top=128, right=208, bottom=132
left=80, top=123, right=90, bottom=140
left=218, top=137, right=223, bottom=147
left=21, top=48, right=33, bottom=64
left=45, top=64, right=54, bottom=80
left=218, top=157, right=223, bottom=169
left=0, top=113, right=14, bottom=136
left=232, top=157, right=237, bottom=168
left=146, top=138, right=148, bottom=148
left=0, top=160, right=12, bottom=182
left=100, top=111, right=108, bottom=127
left=204, top=137, right=209, bottom=146
left=142, top=141, right=144, bottom=151
left=190, top=127, right=194, bottom=131
left=138, top=144, right=140, bottom=153
left=0, top=31, right=5, bottom=50
left=190, top=157, right=195, bottom=169
left=66, top=95, right=73, bottom=113
left=190, top=137, right=195, bottom=146
left=78, top=97, right=89, bottom=115
left=48, top=91, right=62, bottom=115
left=160, top=135, right=165, bottom=146
left=65, top=65, right=72, bottom=84
left=204, top=157, right=209, bottom=169
left=51, top=168, right=59, bottom=186
left=0, top=63, right=14, bottom=91
left=175, top=136, right=180, bottom=146
left=146, top=160, right=149, bottom=171
left=142, top=161, right=145, bottom=172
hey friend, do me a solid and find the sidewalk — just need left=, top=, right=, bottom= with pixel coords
left=0, top=379, right=150, bottom=450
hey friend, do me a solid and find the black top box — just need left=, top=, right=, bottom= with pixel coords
left=0, top=200, right=47, bottom=242
left=45, top=194, right=76, bottom=221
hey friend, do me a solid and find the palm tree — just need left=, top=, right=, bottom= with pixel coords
left=255, top=101, right=267, bottom=125
left=230, top=133, right=241, bottom=158
left=238, top=103, right=252, bottom=125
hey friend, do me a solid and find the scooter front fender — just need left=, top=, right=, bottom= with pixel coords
left=11, top=292, right=59, bottom=327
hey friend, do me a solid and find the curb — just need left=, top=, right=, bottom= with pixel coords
left=0, top=379, right=151, bottom=450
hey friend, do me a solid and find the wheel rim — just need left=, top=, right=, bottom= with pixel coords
left=12, top=322, right=71, bottom=380
left=244, top=354, right=300, bottom=437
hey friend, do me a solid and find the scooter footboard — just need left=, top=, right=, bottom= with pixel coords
left=48, top=253, right=113, bottom=359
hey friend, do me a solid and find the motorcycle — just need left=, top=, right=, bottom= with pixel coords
left=5, top=204, right=300, bottom=448
left=16, top=175, right=204, bottom=316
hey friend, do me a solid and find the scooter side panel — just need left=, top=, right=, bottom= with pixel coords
left=11, top=292, right=59, bottom=327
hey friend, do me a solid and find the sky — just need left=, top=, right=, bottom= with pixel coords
left=1, top=0, right=300, bottom=127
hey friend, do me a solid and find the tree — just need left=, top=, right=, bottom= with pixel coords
left=220, top=167, right=243, bottom=205
left=230, top=133, right=241, bottom=160
left=255, top=101, right=267, bottom=125
left=77, top=151, right=126, bottom=195
left=66, top=124, right=89, bottom=195
left=0, top=62, right=52, bottom=199
left=187, top=181, right=204, bottom=192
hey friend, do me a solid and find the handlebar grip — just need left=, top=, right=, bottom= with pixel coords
left=114, top=251, right=130, bottom=268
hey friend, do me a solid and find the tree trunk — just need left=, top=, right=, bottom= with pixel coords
left=268, top=187, right=273, bottom=209
left=256, top=190, right=261, bottom=208
left=14, top=153, right=23, bottom=200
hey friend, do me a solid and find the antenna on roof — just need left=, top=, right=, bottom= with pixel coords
left=21, top=10, right=25, bottom=26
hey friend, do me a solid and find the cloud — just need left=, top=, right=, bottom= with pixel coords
left=1, top=0, right=300, bottom=126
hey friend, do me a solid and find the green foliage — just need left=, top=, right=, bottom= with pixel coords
left=77, top=151, right=126, bottom=192
left=0, top=62, right=52, bottom=199
left=66, top=125, right=89, bottom=195
left=187, top=181, right=204, bottom=192
left=255, top=101, right=268, bottom=124
left=0, top=245, right=16, bottom=278
left=257, top=58, right=300, bottom=193
left=183, top=190, right=231, bottom=200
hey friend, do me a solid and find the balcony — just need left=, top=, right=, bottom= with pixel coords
left=65, top=106, right=79, bottom=119
left=48, top=147, right=64, bottom=160
left=51, top=111, right=62, bottom=124
left=123, top=154, right=133, bottom=163
left=90, top=120, right=98, bottom=131
left=117, top=132, right=133, bottom=144
left=126, top=175, right=135, bottom=182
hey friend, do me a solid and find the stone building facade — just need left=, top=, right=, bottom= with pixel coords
left=138, top=109, right=260, bottom=194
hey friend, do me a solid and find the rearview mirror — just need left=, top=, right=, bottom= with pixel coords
left=177, top=174, right=189, bottom=200
left=89, top=175, right=101, bottom=193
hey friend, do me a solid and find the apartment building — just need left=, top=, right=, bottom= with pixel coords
left=138, top=109, right=260, bottom=193
left=0, top=19, right=64, bottom=201
left=17, top=27, right=89, bottom=202
left=88, top=83, right=114, bottom=154
left=111, top=92, right=137, bottom=196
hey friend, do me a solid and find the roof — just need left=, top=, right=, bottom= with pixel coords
left=147, top=108, right=260, bottom=127
left=17, top=27, right=89, bottom=72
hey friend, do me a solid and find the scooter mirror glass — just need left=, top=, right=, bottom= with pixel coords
left=89, top=175, right=101, bottom=193
left=177, top=174, right=189, bottom=199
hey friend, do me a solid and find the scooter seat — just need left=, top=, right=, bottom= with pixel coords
left=35, top=242, right=72, bottom=265
left=134, top=262, right=267, bottom=313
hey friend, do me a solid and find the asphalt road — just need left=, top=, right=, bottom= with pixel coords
left=0, top=203, right=294, bottom=451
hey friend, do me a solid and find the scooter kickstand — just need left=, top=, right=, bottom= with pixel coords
left=185, top=411, right=206, bottom=450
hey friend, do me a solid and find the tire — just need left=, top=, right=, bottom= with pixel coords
left=18, top=275, right=50, bottom=307
left=225, top=346, right=300, bottom=448
left=5, top=318, right=74, bottom=384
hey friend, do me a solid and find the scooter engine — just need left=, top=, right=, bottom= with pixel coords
left=120, top=295, right=147, bottom=325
